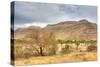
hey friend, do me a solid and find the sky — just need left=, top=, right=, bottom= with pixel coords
left=11, top=1, right=97, bottom=29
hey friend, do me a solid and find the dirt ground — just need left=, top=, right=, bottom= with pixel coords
left=13, top=52, right=97, bottom=66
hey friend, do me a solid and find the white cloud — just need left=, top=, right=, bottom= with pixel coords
left=24, top=22, right=48, bottom=28
left=14, top=22, right=49, bottom=30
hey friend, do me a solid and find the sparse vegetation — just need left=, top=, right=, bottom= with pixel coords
left=11, top=19, right=97, bottom=65
left=12, top=38, right=97, bottom=60
left=14, top=52, right=97, bottom=65
left=87, top=45, right=97, bottom=52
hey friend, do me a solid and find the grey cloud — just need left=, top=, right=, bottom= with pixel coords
left=13, top=1, right=97, bottom=25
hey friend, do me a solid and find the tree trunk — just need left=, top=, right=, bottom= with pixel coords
left=76, top=42, right=80, bottom=51
left=40, top=46, right=44, bottom=56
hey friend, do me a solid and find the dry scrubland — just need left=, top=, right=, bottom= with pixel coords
left=11, top=20, right=97, bottom=65
left=13, top=52, right=97, bottom=66
left=11, top=39, right=97, bottom=66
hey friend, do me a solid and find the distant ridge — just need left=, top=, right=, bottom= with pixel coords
left=14, top=19, right=97, bottom=40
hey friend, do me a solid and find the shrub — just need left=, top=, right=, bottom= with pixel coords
left=61, top=45, right=70, bottom=54
left=87, top=45, right=97, bottom=52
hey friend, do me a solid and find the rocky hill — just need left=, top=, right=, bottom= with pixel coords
left=14, top=19, right=97, bottom=40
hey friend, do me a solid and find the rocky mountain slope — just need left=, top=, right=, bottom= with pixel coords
left=14, top=19, right=97, bottom=40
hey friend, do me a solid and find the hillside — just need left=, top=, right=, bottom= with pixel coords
left=14, top=19, right=97, bottom=40
left=11, top=19, right=97, bottom=65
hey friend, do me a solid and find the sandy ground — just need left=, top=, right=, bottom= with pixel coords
left=13, top=52, right=97, bottom=66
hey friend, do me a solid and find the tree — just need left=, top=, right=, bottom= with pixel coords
left=74, top=40, right=80, bottom=51
left=33, top=30, right=56, bottom=56
left=43, top=31, right=57, bottom=55
left=31, top=30, right=43, bottom=56
left=62, top=45, right=70, bottom=53
left=76, top=42, right=80, bottom=50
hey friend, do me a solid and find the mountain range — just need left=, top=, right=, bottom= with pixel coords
left=13, top=19, right=97, bottom=40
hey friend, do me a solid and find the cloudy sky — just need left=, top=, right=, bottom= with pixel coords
left=11, top=1, right=97, bottom=29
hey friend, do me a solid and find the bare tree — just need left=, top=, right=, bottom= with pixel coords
left=33, top=30, right=56, bottom=56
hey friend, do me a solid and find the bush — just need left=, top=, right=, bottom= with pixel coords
left=87, top=45, right=97, bottom=52
left=61, top=45, right=70, bottom=54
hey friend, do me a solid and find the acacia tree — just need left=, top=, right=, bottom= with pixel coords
left=31, top=30, right=43, bottom=56
left=44, top=31, right=57, bottom=55
left=33, top=30, right=56, bottom=56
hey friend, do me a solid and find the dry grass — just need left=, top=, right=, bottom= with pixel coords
left=13, top=52, right=97, bottom=66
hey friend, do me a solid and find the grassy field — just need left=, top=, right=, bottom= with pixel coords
left=13, top=52, right=97, bottom=66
